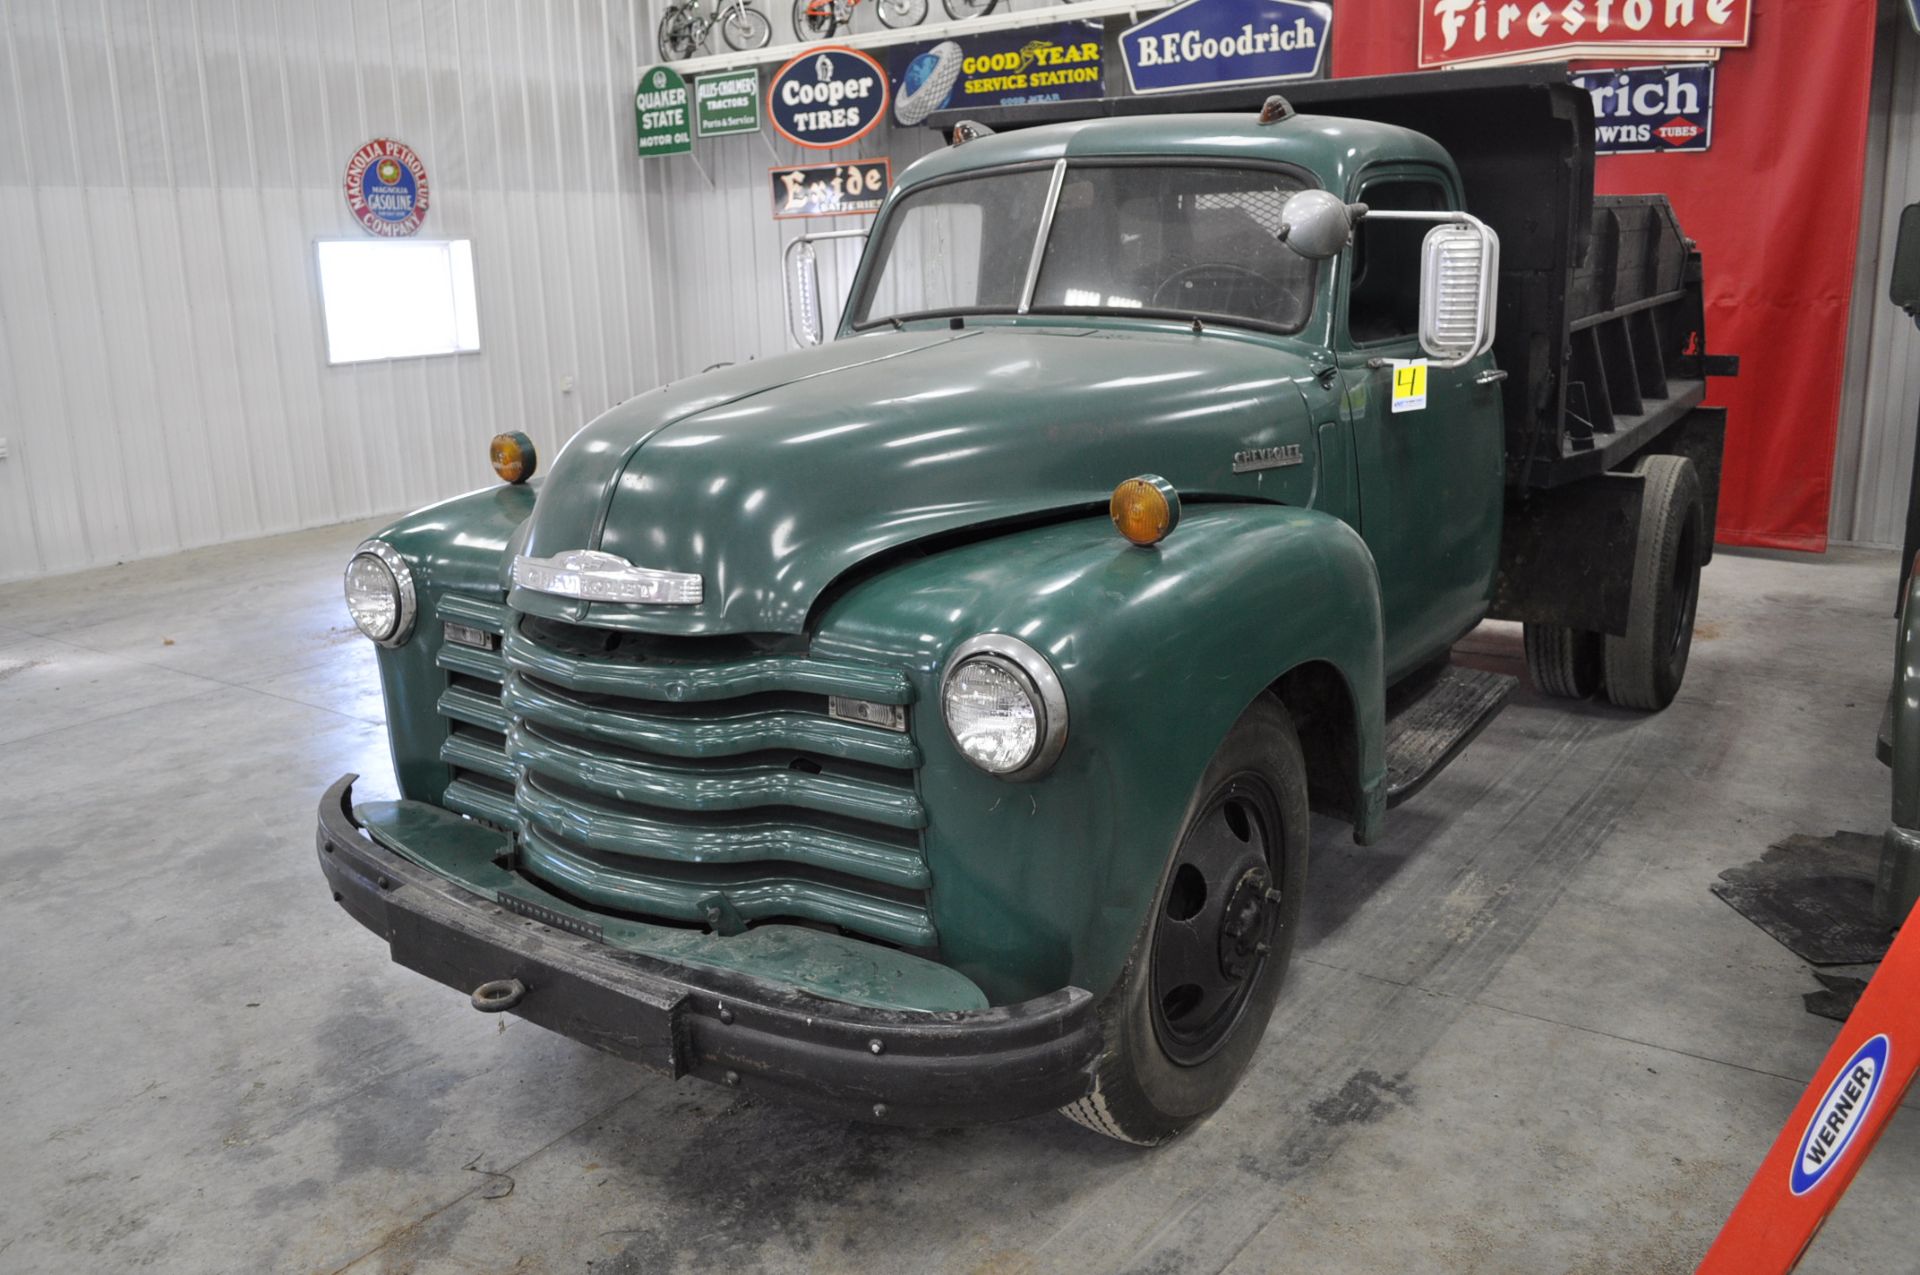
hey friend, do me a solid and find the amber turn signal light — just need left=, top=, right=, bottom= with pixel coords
left=490, top=432, right=537, bottom=484
left=1110, top=474, right=1181, bottom=547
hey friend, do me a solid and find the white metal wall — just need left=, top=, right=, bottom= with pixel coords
left=644, top=116, right=948, bottom=381
left=0, top=0, right=664, bottom=583
left=1832, top=9, right=1920, bottom=548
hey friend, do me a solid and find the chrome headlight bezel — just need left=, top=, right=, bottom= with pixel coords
left=939, top=633, right=1068, bottom=781
left=344, top=539, right=417, bottom=648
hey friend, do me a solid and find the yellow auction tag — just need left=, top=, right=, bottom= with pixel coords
left=1390, top=359, right=1428, bottom=413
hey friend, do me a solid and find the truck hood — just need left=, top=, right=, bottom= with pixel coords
left=516, top=325, right=1319, bottom=635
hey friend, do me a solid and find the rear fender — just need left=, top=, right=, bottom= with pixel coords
left=813, top=504, right=1385, bottom=1006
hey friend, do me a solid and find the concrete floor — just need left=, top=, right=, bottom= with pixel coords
left=2, top=521, right=1916, bottom=1275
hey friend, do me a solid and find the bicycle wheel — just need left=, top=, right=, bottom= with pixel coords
left=942, top=0, right=997, bottom=17
left=657, top=5, right=702, bottom=58
left=721, top=3, right=773, bottom=48
left=792, top=0, right=837, bottom=39
left=876, top=0, right=928, bottom=28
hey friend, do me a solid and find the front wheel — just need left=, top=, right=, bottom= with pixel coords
left=720, top=3, right=773, bottom=48
left=1603, top=453, right=1704, bottom=711
left=875, top=0, right=928, bottom=26
left=942, top=0, right=998, bottom=17
left=792, top=0, right=838, bottom=39
left=1061, top=695, right=1309, bottom=1144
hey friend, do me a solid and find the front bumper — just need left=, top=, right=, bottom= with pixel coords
left=316, top=775, right=1101, bottom=1125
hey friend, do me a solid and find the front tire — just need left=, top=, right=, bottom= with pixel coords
left=1603, top=454, right=1704, bottom=711
left=1061, top=695, right=1309, bottom=1144
left=942, top=0, right=998, bottom=17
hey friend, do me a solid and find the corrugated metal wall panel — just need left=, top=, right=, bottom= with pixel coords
left=0, top=0, right=661, bottom=583
left=1833, top=13, right=1920, bottom=548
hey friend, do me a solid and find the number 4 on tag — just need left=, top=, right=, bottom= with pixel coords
left=1391, top=359, right=1428, bottom=413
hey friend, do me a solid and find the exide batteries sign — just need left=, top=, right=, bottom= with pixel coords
left=1570, top=63, right=1714, bottom=154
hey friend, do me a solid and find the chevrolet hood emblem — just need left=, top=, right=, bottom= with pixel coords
left=510, top=550, right=704, bottom=606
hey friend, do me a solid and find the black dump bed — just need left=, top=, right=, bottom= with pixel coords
left=927, top=64, right=1723, bottom=490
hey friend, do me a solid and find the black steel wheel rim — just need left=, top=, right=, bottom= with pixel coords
left=1150, top=772, right=1284, bottom=1066
left=1667, top=511, right=1701, bottom=661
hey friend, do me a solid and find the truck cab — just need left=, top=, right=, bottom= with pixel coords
left=318, top=68, right=1729, bottom=1145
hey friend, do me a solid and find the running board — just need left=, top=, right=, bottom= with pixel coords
left=1383, top=664, right=1518, bottom=808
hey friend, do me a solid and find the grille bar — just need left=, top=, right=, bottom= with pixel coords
left=516, top=772, right=930, bottom=889
left=502, top=626, right=912, bottom=704
left=438, top=683, right=512, bottom=734
left=504, top=670, right=918, bottom=769
left=519, top=823, right=938, bottom=949
left=507, top=722, right=926, bottom=830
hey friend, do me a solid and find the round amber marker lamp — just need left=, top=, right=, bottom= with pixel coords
left=1110, top=474, right=1181, bottom=546
left=490, top=432, right=537, bottom=484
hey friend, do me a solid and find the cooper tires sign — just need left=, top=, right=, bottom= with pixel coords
left=768, top=47, right=889, bottom=149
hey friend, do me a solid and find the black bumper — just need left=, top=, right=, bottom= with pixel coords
left=316, top=775, right=1101, bottom=1125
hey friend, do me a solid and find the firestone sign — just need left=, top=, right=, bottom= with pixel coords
left=1419, top=0, right=1751, bottom=68
left=768, top=47, right=889, bottom=149
left=344, top=139, right=429, bottom=237
left=1121, top=0, right=1329, bottom=95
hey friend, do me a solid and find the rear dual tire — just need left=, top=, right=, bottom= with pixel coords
left=1523, top=453, right=1704, bottom=712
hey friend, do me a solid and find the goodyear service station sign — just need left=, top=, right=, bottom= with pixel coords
left=888, top=24, right=1103, bottom=127
left=1121, top=0, right=1329, bottom=95
left=768, top=47, right=889, bottom=149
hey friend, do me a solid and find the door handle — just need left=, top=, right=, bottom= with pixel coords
left=1475, top=368, right=1509, bottom=385
left=1315, top=365, right=1339, bottom=389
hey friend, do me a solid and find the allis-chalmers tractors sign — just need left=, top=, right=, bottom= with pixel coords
left=1418, top=0, right=1751, bottom=68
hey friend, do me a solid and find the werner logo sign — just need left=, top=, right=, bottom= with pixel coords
left=1790, top=1034, right=1889, bottom=1196
left=1419, top=0, right=1751, bottom=68
left=1122, top=0, right=1328, bottom=94
left=1570, top=64, right=1713, bottom=153
left=768, top=47, right=889, bottom=150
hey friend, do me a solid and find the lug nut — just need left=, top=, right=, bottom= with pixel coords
left=724, top=1070, right=740, bottom=1086
left=872, top=1103, right=889, bottom=1119
left=868, top=1039, right=884, bottom=1055
left=718, top=1005, right=734, bottom=1025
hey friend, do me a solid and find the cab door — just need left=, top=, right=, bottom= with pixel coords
left=1335, top=167, right=1506, bottom=686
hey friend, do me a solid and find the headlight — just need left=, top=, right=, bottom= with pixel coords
left=343, top=540, right=416, bottom=647
left=940, top=634, right=1067, bottom=780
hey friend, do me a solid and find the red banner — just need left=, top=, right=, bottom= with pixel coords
left=1347, top=0, right=1876, bottom=552
left=1418, top=0, right=1752, bottom=68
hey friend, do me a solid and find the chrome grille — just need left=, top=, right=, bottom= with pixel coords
left=433, top=592, right=517, bottom=830
left=497, top=614, right=932, bottom=950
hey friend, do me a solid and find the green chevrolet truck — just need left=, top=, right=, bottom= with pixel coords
left=318, top=67, right=1734, bottom=1143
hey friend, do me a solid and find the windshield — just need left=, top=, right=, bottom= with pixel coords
left=850, top=163, right=1318, bottom=334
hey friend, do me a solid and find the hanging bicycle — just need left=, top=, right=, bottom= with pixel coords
left=793, top=0, right=927, bottom=42
left=658, top=0, right=772, bottom=59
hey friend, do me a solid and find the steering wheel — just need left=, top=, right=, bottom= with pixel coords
left=1151, top=264, right=1282, bottom=316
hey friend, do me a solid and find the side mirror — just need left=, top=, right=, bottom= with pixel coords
left=785, top=239, right=825, bottom=348
left=783, top=228, right=871, bottom=348
left=1278, top=190, right=1365, bottom=260
left=1892, top=202, right=1920, bottom=320
left=1418, top=220, right=1500, bottom=366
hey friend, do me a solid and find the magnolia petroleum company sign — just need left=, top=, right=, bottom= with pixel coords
left=1121, top=0, right=1328, bottom=95
left=768, top=47, right=889, bottom=150
left=1418, top=0, right=1751, bottom=68
left=344, top=139, right=429, bottom=237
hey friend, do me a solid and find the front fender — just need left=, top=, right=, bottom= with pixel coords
left=813, top=505, right=1385, bottom=1007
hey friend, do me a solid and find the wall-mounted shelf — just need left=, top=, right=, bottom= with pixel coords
left=647, top=0, right=1174, bottom=79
